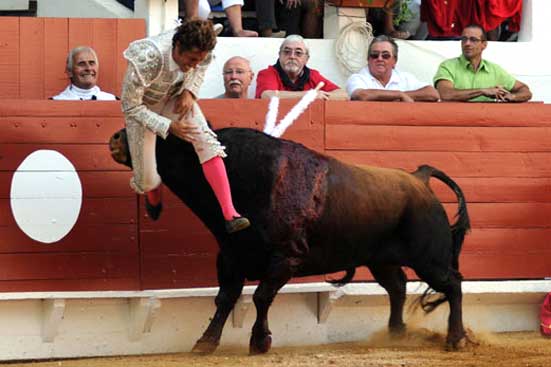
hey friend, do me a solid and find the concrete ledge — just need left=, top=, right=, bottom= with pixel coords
left=0, top=280, right=548, bottom=361
left=1, top=280, right=549, bottom=301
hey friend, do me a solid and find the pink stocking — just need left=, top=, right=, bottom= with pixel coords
left=202, top=156, right=240, bottom=220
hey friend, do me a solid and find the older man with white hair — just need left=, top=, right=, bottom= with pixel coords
left=51, top=46, right=117, bottom=100
left=255, top=35, right=347, bottom=100
left=216, top=56, right=254, bottom=99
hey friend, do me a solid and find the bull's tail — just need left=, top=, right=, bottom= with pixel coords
left=413, top=165, right=470, bottom=313
left=327, top=268, right=356, bottom=287
left=413, top=164, right=470, bottom=271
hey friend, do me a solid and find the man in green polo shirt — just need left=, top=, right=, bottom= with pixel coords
left=434, top=24, right=532, bottom=103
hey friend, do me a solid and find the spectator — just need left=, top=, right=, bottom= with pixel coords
left=256, top=35, right=347, bottom=100
left=365, top=0, right=411, bottom=40
left=434, top=24, right=532, bottom=102
left=51, top=46, right=117, bottom=101
left=275, top=0, right=323, bottom=39
left=346, top=35, right=439, bottom=102
left=180, top=0, right=258, bottom=37
left=121, top=19, right=250, bottom=233
left=217, top=56, right=254, bottom=98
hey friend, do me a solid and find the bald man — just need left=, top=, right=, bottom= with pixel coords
left=217, top=56, right=255, bottom=99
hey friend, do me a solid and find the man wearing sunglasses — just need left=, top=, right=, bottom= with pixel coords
left=434, top=24, right=532, bottom=103
left=255, top=35, right=347, bottom=100
left=346, top=35, right=439, bottom=102
left=216, top=56, right=255, bottom=99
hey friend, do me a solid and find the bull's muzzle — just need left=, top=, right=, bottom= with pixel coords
left=109, top=128, right=132, bottom=167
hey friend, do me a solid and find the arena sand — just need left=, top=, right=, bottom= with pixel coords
left=5, top=330, right=550, bottom=367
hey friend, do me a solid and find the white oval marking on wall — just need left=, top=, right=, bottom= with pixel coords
left=10, top=150, right=82, bottom=244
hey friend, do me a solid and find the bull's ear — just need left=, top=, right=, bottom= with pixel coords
left=109, top=128, right=133, bottom=168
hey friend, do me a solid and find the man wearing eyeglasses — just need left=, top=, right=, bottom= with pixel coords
left=217, top=56, right=254, bottom=98
left=434, top=24, right=532, bottom=103
left=346, top=35, right=439, bottom=102
left=255, top=35, right=347, bottom=100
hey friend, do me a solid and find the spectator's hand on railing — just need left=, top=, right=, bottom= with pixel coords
left=316, top=90, right=331, bottom=100
left=399, top=92, right=415, bottom=103
left=495, top=86, right=515, bottom=102
left=482, top=86, right=509, bottom=101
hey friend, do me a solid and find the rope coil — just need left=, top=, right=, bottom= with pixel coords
left=335, top=20, right=374, bottom=76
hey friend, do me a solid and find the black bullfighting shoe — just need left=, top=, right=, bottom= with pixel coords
left=144, top=195, right=163, bottom=221
left=225, top=216, right=251, bottom=233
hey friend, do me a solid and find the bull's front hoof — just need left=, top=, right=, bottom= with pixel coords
left=191, top=339, right=219, bottom=355
left=446, top=336, right=467, bottom=351
left=446, top=329, right=478, bottom=351
left=249, top=334, right=272, bottom=355
left=389, top=322, right=406, bottom=337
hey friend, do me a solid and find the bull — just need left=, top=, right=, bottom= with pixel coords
left=109, top=126, right=470, bottom=354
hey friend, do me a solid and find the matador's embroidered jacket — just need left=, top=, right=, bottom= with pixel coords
left=121, top=29, right=212, bottom=139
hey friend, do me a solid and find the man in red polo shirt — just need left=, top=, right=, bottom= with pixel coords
left=255, top=35, right=347, bottom=100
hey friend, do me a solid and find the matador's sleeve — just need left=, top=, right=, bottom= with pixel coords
left=121, top=40, right=172, bottom=139
left=182, top=52, right=213, bottom=98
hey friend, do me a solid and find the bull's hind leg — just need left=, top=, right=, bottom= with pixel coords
left=369, top=265, right=407, bottom=335
left=192, top=254, right=245, bottom=354
left=417, top=269, right=466, bottom=349
left=249, top=256, right=293, bottom=355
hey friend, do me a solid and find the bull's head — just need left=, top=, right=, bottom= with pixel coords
left=109, top=128, right=132, bottom=168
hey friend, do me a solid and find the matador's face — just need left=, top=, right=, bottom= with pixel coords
left=172, top=45, right=209, bottom=73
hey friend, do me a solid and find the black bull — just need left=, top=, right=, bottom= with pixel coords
left=109, top=127, right=471, bottom=354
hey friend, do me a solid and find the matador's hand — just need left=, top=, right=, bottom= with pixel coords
left=169, top=117, right=200, bottom=143
left=173, top=90, right=195, bottom=118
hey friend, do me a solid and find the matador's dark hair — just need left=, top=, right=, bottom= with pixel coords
left=172, top=19, right=217, bottom=53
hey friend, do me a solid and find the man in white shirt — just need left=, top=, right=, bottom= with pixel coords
left=346, top=35, right=439, bottom=102
left=51, top=46, right=117, bottom=101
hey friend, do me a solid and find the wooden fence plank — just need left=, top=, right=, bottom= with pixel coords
left=459, top=253, right=551, bottom=279
left=444, top=202, right=551, bottom=228
left=68, top=18, right=94, bottom=50
left=430, top=177, right=551, bottom=203
left=115, top=19, right=146, bottom=96
left=326, top=125, right=551, bottom=152
left=462, top=228, right=551, bottom=254
left=141, top=253, right=218, bottom=289
left=0, top=224, right=137, bottom=253
left=0, top=116, right=125, bottom=144
left=0, top=252, right=139, bottom=281
left=325, top=101, right=551, bottom=127
left=0, top=171, right=133, bottom=199
left=44, top=18, right=69, bottom=99
left=0, top=17, right=20, bottom=98
left=0, top=198, right=136, bottom=226
left=0, top=144, right=122, bottom=171
left=19, top=17, right=44, bottom=99
left=0, top=100, right=123, bottom=117
left=330, top=151, right=551, bottom=178
left=92, top=19, right=118, bottom=96
left=0, top=278, right=139, bottom=292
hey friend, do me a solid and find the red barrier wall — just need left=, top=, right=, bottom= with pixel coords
left=1, top=99, right=550, bottom=292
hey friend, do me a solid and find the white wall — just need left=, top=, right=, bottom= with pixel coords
left=37, top=0, right=132, bottom=18
left=0, top=0, right=29, bottom=10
